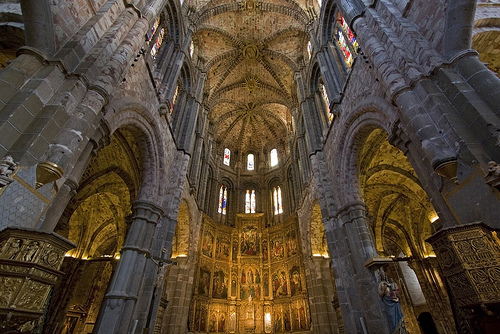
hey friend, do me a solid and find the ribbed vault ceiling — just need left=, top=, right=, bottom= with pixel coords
left=192, top=0, right=313, bottom=157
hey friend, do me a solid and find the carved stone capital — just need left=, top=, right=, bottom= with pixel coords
left=129, top=200, right=164, bottom=224
left=0, top=228, right=75, bottom=332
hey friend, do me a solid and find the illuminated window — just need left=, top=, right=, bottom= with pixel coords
left=247, top=154, right=254, bottom=170
left=147, top=18, right=160, bottom=42
left=218, top=185, right=227, bottom=215
left=151, top=28, right=165, bottom=59
left=308, top=41, right=312, bottom=59
left=170, top=85, right=179, bottom=113
left=245, top=189, right=256, bottom=213
left=224, top=148, right=230, bottom=166
left=320, top=84, right=333, bottom=123
left=317, top=0, right=322, bottom=7
left=335, top=14, right=359, bottom=67
left=251, top=190, right=256, bottom=213
left=270, top=149, right=278, bottom=167
left=190, top=41, right=194, bottom=57
left=273, top=186, right=283, bottom=215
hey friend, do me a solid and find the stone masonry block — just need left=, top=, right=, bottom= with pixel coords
left=0, top=120, right=21, bottom=149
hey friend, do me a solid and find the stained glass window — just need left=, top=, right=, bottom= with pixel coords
left=278, top=187, right=283, bottom=214
left=273, top=186, right=283, bottom=215
left=170, top=85, right=179, bottom=114
left=218, top=185, right=228, bottom=215
left=308, top=41, right=312, bottom=59
left=321, top=84, right=333, bottom=122
left=251, top=190, right=256, bottom=213
left=247, top=154, right=254, bottom=170
left=224, top=148, right=230, bottom=166
left=270, top=149, right=278, bottom=167
left=151, top=28, right=165, bottom=59
left=147, top=18, right=160, bottom=42
left=245, top=190, right=251, bottom=213
left=336, top=14, right=359, bottom=67
left=190, top=41, right=194, bottom=57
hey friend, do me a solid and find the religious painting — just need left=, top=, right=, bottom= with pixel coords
left=274, top=311, right=283, bottom=332
left=231, top=276, right=237, bottom=297
left=240, top=226, right=259, bottom=256
left=290, top=266, right=302, bottom=296
left=255, top=269, right=261, bottom=284
left=198, top=267, right=211, bottom=296
left=218, top=312, right=226, bottom=332
left=193, top=304, right=207, bottom=331
left=240, top=285, right=247, bottom=300
left=271, top=236, right=284, bottom=260
left=216, top=236, right=230, bottom=261
left=212, top=270, right=228, bottom=299
left=202, top=230, right=214, bottom=258
left=232, top=241, right=238, bottom=262
left=272, top=271, right=287, bottom=298
left=262, top=240, right=268, bottom=262
left=247, top=268, right=254, bottom=283
left=263, top=272, right=269, bottom=297
left=298, top=304, right=308, bottom=330
left=209, top=312, right=217, bottom=332
left=229, top=312, right=236, bottom=332
left=286, top=229, right=298, bottom=257
left=283, top=310, right=291, bottom=331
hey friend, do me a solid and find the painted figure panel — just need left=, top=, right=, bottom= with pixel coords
left=216, top=237, right=230, bottom=261
left=241, top=226, right=259, bottom=256
left=198, top=268, right=211, bottom=296
left=271, top=236, right=284, bottom=260
left=286, top=230, right=298, bottom=257
left=212, top=270, right=228, bottom=299
left=290, top=266, right=302, bottom=296
left=202, top=230, right=214, bottom=258
left=272, top=271, right=288, bottom=298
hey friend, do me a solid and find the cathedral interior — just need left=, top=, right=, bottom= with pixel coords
left=1, top=0, right=500, bottom=333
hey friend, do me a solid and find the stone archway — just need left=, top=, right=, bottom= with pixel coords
left=358, top=128, right=454, bottom=334
left=43, top=132, right=138, bottom=334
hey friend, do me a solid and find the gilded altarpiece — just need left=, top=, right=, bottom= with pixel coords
left=190, top=213, right=310, bottom=333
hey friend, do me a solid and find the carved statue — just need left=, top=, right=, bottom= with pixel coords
left=487, top=161, right=500, bottom=177
left=0, top=155, right=17, bottom=177
left=23, top=241, right=40, bottom=262
left=5, top=239, right=22, bottom=260
left=378, top=272, right=408, bottom=333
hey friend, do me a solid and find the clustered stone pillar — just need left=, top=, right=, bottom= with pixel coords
left=0, top=228, right=75, bottom=333
left=94, top=200, right=164, bottom=334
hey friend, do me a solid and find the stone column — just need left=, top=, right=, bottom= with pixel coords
left=0, top=227, right=75, bottom=333
left=93, top=200, right=163, bottom=334
left=407, top=257, right=455, bottom=334
left=328, top=201, right=389, bottom=334
left=427, top=222, right=500, bottom=332
left=304, top=256, right=339, bottom=333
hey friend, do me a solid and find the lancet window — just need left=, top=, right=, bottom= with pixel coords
left=245, top=190, right=256, bottom=213
left=273, top=187, right=283, bottom=215
left=335, top=14, right=359, bottom=66
left=218, top=185, right=228, bottom=215
left=270, top=149, right=278, bottom=167
left=224, top=148, right=230, bottom=166
left=247, top=154, right=254, bottom=170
